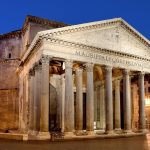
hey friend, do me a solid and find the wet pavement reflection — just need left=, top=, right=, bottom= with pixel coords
left=0, top=134, right=150, bottom=150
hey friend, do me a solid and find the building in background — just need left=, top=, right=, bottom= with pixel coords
left=0, top=15, right=150, bottom=140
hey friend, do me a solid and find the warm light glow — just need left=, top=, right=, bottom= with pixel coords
left=145, top=95, right=150, bottom=106
left=62, top=62, right=65, bottom=70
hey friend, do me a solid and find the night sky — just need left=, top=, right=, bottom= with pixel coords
left=0, top=0, right=150, bottom=39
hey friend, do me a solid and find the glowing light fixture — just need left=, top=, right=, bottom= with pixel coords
left=62, top=62, right=65, bottom=70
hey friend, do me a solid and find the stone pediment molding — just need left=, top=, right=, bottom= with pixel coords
left=37, top=18, right=150, bottom=47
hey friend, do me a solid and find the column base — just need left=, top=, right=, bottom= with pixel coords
left=105, top=130, right=115, bottom=135
left=95, top=129, right=105, bottom=135
left=23, top=134, right=28, bottom=141
left=30, top=130, right=39, bottom=136
left=138, top=129, right=149, bottom=134
left=75, top=130, right=87, bottom=136
left=64, top=132, right=75, bottom=137
left=18, top=128, right=28, bottom=134
left=123, top=129, right=133, bottom=134
left=114, top=128, right=122, bottom=134
left=37, top=132, right=51, bottom=140
left=86, top=131, right=95, bottom=135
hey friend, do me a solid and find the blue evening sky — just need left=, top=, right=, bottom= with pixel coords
left=0, top=0, right=150, bottom=39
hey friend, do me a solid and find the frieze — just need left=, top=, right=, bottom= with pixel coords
left=75, top=50, right=150, bottom=70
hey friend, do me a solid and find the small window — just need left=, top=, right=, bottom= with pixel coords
left=8, top=53, right=11, bottom=59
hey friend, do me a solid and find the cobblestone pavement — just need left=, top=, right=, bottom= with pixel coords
left=0, top=134, right=150, bottom=150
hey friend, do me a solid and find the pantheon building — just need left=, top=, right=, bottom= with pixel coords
left=0, top=15, right=150, bottom=140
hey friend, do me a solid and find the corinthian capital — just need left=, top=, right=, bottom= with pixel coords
left=40, top=55, right=51, bottom=64
left=34, top=62, right=42, bottom=71
left=85, top=63, right=94, bottom=72
left=138, top=71, right=145, bottom=78
left=105, top=66, right=112, bottom=73
left=75, top=68, right=83, bottom=75
left=123, top=69, right=130, bottom=75
left=65, top=60, right=73, bottom=69
left=29, top=69, right=35, bottom=76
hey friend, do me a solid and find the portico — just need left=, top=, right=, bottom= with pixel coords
left=18, top=18, right=150, bottom=140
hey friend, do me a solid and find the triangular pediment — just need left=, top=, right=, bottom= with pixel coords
left=54, top=25, right=121, bottom=52
left=34, top=18, right=150, bottom=59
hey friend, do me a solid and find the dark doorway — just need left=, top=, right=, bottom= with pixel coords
left=8, top=53, right=11, bottom=58
left=83, top=93, right=86, bottom=130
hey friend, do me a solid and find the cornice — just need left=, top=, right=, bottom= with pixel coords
left=0, top=30, right=22, bottom=40
left=22, top=15, right=69, bottom=35
left=119, top=20, right=150, bottom=48
left=0, top=58, right=20, bottom=64
left=39, top=18, right=121, bottom=38
left=20, top=38, right=42, bottom=66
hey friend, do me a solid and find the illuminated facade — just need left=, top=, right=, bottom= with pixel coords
left=0, top=15, right=150, bottom=140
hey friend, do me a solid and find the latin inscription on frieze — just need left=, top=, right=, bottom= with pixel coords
left=75, top=50, right=150, bottom=70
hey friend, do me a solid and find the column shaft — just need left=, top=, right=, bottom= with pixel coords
left=96, top=84, right=100, bottom=129
left=33, top=63, right=42, bottom=131
left=123, top=69, right=131, bottom=132
left=114, top=79, right=121, bottom=130
left=138, top=72, right=146, bottom=131
left=61, top=75, right=65, bottom=132
left=40, top=55, right=50, bottom=132
left=86, top=63, right=94, bottom=133
left=99, top=82, right=105, bottom=130
left=75, top=68, right=83, bottom=132
left=131, top=84, right=138, bottom=131
left=105, top=66, right=113, bottom=133
left=29, top=69, right=35, bottom=131
left=64, top=60, right=74, bottom=133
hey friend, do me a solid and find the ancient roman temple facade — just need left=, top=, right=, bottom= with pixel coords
left=0, top=15, right=150, bottom=140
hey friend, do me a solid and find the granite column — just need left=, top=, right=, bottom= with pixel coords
left=86, top=63, right=94, bottom=134
left=105, top=66, right=113, bottom=134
